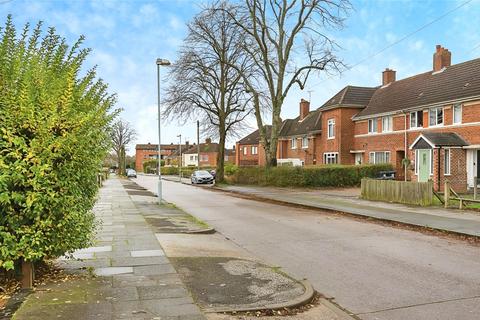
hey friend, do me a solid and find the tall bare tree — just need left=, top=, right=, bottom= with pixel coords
left=110, top=119, right=136, bottom=175
left=227, top=0, right=350, bottom=166
left=164, top=1, right=252, bottom=182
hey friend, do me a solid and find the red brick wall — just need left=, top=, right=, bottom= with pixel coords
left=410, top=148, right=467, bottom=192
left=199, top=152, right=218, bottom=167
left=318, top=108, right=362, bottom=164
left=237, top=143, right=261, bottom=166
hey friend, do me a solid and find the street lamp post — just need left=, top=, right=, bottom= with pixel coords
left=156, top=58, right=171, bottom=203
left=177, top=134, right=182, bottom=182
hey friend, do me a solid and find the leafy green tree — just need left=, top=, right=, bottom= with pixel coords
left=0, top=16, right=117, bottom=270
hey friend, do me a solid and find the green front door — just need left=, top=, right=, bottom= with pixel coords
left=418, top=149, right=431, bottom=182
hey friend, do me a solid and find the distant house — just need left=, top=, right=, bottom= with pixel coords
left=182, top=138, right=220, bottom=167
left=135, top=142, right=189, bottom=172
left=236, top=45, right=480, bottom=191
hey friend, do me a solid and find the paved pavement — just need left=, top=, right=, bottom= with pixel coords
left=13, top=177, right=205, bottom=320
left=135, top=175, right=480, bottom=320
left=216, top=184, right=480, bottom=237
left=162, top=174, right=480, bottom=237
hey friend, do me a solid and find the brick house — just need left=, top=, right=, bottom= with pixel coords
left=135, top=143, right=188, bottom=172
left=236, top=126, right=271, bottom=166
left=237, top=45, right=480, bottom=191
left=182, top=138, right=220, bottom=167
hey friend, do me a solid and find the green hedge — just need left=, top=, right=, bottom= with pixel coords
left=0, top=18, right=116, bottom=270
left=161, top=166, right=214, bottom=176
left=230, top=164, right=393, bottom=188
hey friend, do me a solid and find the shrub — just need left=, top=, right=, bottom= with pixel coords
left=230, top=164, right=393, bottom=188
left=224, top=164, right=238, bottom=176
left=0, top=17, right=116, bottom=270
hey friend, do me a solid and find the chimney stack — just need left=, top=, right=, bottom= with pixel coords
left=205, top=138, right=212, bottom=144
left=382, top=68, right=396, bottom=86
left=299, top=99, right=310, bottom=121
left=433, top=45, right=451, bottom=72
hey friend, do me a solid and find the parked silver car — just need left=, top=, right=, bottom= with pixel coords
left=126, top=169, right=137, bottom=178
left=191, top=170, right=214, bottom=184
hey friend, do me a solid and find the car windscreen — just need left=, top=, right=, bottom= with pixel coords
left=196, top=171, right=211, bottom=177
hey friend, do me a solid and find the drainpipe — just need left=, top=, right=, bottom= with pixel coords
left=404, top=111, right=408, bottom=181
left=437, top=147, right=441, bottom=191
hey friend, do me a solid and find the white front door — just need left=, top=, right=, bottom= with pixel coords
left=467, top=149, right=480, bottom=188
left=355, top=153, right=363, bottom=165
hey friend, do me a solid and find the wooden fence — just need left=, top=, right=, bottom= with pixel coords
left=361, top=179, right=433, bottom=206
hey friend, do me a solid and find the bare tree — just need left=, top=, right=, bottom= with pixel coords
left=164, top=1, right=252, bottom=182
left=110, top=119, right=136, bottom=175
left=226, top=0, right=350, bottom=166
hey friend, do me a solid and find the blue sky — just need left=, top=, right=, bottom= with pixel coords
left=1, top=0, right=479, bottom=154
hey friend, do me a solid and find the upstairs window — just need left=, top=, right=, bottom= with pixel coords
left=291, top=138, right=297, bottom=149
left=302, top=136, right=308, bottom=148
left=382, top=116, right=393, bottom=132
left=368, top=118, right=378, bottom=134
left=453, top=104, right=462, bottom=124
left=410, top=111, right=423, bottom=128
left=243, top=147, right=247, bottom=155
left=251, top=146, right=258, bottom=155
left=327, top=119, right=335, bottom=139
left=429, top=107, right=443, bottom=126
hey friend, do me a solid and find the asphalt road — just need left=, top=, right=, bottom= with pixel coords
left=134, top=175, right=480, bottom=320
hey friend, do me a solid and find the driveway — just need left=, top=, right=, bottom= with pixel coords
left=135, top=175, right=480, bottom=320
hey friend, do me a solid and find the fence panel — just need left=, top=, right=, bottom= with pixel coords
left=361, top=179, right=433, bottom=206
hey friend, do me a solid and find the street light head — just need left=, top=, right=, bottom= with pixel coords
left=156, top=58, right=171, bottom=66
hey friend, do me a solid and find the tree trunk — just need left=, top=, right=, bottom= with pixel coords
left=265, top=102, right=282, bottom=167
left=216, top=121, right=226, bottom=183
left=119, top=146, right=126, bottom=176
left=21, top=259, right=34, bottom=289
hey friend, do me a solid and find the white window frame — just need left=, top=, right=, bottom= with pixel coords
left=323, top=152, right=339, bottom=164
left=429, top=107, right=444, bottom=127
left=327, top=119, right=335, bottom=139
left=368, top=151, right=391, bottom=164
left=368, top=118, right=378, bottom=134
left=243, top=147, right=247, bottom=155
left=410, top=110, right=424, bottom=129
left=382, top=116, right=393, bottom=132
left=302, top=136, right=308, bottom=148
left=444, top=148, right=451, bottom=175
left=200, top=154, right=209, bottom=162
left=453, top=104, right=462, bottom=124
left=291, top=138, right=297, bottom=149
left=251, top=146, right=258, bottom=155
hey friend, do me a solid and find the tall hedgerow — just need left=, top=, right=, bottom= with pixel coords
left=0, top=16, right=117, bottom=270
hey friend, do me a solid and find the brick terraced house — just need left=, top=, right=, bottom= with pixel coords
left=135, top=143, right=188, bottom=172
left=236, top=45, right=480, bottom=191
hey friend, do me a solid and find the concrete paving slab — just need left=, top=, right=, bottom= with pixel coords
left=95, top=266, right=133, bottom=276
left=131, top=249, right=165, bottom=257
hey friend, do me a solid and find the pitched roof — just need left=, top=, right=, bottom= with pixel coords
left=183, top=142, right=220, bottom=154
left=279, top=109, right=322, bottom=137
left=356, top=57, right=480, bottom=119
left=319, top=86, right=377, bottom=110
left=136, top=143, right=186, bottom=151
left=238, top=126, right=272, bottom=144
left=415, top=132, right=469, bottom=148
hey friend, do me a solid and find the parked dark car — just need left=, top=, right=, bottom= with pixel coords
left=191, top=170, right=214, bottom=184
left=376, top=170, right=395, bottom=180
